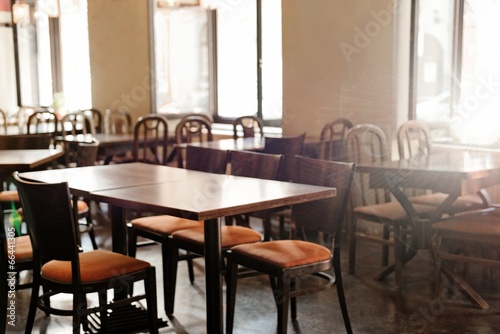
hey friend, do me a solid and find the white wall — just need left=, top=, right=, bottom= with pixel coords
left=282, top=0, right=407, bottom=148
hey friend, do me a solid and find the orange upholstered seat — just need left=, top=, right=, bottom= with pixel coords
left=131, top=215, right=202, bottom=235
left=172, top=226, right=262, bottom=248
left=353, top=201, right=435, bottom=222
left=0, top=190, right=20, bottom=202
left=42, top=249, right=151, bottom=284
left=14, top=235, right=32, bottom=262
left=230, top=240, right=331, bottom=268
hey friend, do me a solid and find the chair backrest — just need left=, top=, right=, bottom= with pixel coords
left=175, top=115, right=213, bottom=168
left=186, top=146, right=229, bottom=174
left=262, top=133, right=305, bottom=181
left=75, top=141, right=99, bottom=167
left=318, top=118, right=353, bottom=161
left=229, top=150, right=283, bottom=180
left=232, top=115, right=264, bottom=140
left=133, top=114, right=169, bottom=165
left=104, top=108, right=133, bottom=135
left=0, top=108, right=7, bottom=135
left=344, top=124, right=389, bottom=206
left=13, top=172, right=80, bottom=266
left=26, top=110, right=59, bottom=135
left=0, top=133, right=52, bottom=149
left=81, top=108, right=103, bottom=134
left=292, top=156, right=355, bottom=238
left=60, top=111, right=96, bottom=136
left=397, top=120, right=432, bottom=160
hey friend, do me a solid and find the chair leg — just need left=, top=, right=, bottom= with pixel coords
left=334, top=252, right=353, bottom=334
left=24, top=277, right=39, bottom=334
left=86, top=216, right=98, bottom=250
left=382, top=225, right=390, bottom=266
left=263, top=217, right=272, bottom=241
left=72, top=292, right=84, bottom=334
left=225, top=259, right=239, bottom=334
left=164, top=241, right=179, bottom=315
left=98, top=290, right=108, bottom=333
left=274, top=277, right=290, bottom=334
left=145, top=267, right=159, bottom=334
left=348, top=217, right=357, bottom=275
left=187, top=256, right=195, bottom=284
left=128, top=226, right=138, bottom=258
left=290, top=278, right=297, bottom=321
left=393, top=224, right=403, bottom=288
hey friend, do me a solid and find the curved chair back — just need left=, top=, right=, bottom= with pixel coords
left=232, top=115, right=264, bottom=140
left=397, top=120, right=432, bottom=160
left=81, top=108, right=103, bottom=134
left=133, top=114, right=169, bottom=165
left=318, top=118, right=353, bottom=161
left=186, top=145, right=229, bottom=174
left=229, top=150, right=283, bottom=180
left=60, top=111, right=96, bottom=137
left=175, top=115, right=213, bottom=168
left=262, top=133, right=305, bottom=181
left=104, top=108, right=132, bottom=135
left=0, top=109, right=7, bottom=134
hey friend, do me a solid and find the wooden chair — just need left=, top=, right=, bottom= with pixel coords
left=225, top=156, right=355, bottom=334
left=261, top=133, right=305, bottom=182
left=432, top=207, right=500, bottom=310
left=232, top=115, right=264, bottom=139
left=162, top=150, right=284, bottom=315
left=13, top=172, right=159, bottom=334
left=226, top=150, right=284, bottom=241
left=26, top=110, right=59, bottom=137
left=174, top=115, right=213, bottom=168
left=397, top=120, right=490, bottom=214
left=103, top=108, right=133, bottom=135
left=318, top=117, right=353, bottom=161
left=81, top=108, right=103, bottom=134
left=60, top=111, right=96, bottom=137
left=345, top=124, right=436, bottom=287
left=128, top=145, right=229, bottom=315
left=0, top=206, right=33, bottom=333
left=132, top=114, right=170, bottom=165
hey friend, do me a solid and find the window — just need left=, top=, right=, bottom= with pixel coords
left=413, top=0, right=500, bottom=146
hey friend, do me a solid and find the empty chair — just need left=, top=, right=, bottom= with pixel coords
left=81, top=108, right=104, bottom=134
left=103, top=108, right=132, bottom=135
left=128, top=145, right=229, bottom=315
left=225, top=156, right=355, bottom=334
left=13, top=172, right=159, bottom=334
left=345, top=124, right=436, bottom=287
left=232, top=115, right=264, bottom=139
left=132, top=114, right=170, bottom=165
left=26, top=110, right=59, bottom=138
left=60, top=111, right=96, bottom=137
left=261, top=133, right=305, bottom=182
left=318, top=117, right=353, bottom=161
left=397, top=120, right=490, bottom=214
left=174, top=115, right=213, bottom=168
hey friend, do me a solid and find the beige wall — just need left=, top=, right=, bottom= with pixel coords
left=282, top=0, right=404, bottom=149
left=87, top=0, right=153, bottom=125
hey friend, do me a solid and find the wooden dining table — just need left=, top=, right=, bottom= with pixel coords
left=19, top=162, right=336, bottom=333
left=356, top=146, right=500, bottom=303
left=0, top=148, right=64, bottom=191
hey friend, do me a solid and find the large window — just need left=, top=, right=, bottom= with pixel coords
left=414, top=0, right=500, bottom=146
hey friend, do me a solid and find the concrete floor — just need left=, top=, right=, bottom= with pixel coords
left=6, top=203, right=500, bottom=333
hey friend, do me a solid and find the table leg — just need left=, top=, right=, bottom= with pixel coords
left=204, top=218, right=223, bottom=333
left=109, top=204, right=127, bottom=255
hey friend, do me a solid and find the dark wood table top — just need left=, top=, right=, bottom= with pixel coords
left=0, top=148, right=64, bottom=172
left=186, top=137, right=265, bottom=151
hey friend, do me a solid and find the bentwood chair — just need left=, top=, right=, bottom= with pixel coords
left=132, top=114, right=170, bottom=165
left=232, top=115, right=264, bottom=139
left=103, top=108, right=132, bottom=135
left=60, top=111, right=96, bottom=137
left=318, top=117, right=353, bottom=161
left=431, top=207, right=500, bottom=310
left=225, top=156, right=356, bottom=334
left=397, top=120, right=491, bottom=214
left=174, top=115, right=214, bottom=168
left=345, top=124, right=436, bottom=287
left=81, top=108, right=104, bottom=134
left=128, top=145, right=229, bottom=315
left=13, top=172, right=159, bottom=334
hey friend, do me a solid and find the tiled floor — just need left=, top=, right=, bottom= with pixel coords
left=6, top=203, right=500, bottom=333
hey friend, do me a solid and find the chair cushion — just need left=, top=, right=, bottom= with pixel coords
left=354, top=201, right=436, bottom=222
left=131, top=215, right=203, bottom=235
left=14, top=236, right=32, bottom=262
left=0, top=190, right=20, bottom=202
left=230, top=240, right=331, bottom=268
left=410, top=192, right=485, bottom=213
left=432, top=209, right=500, bottom=244
left=41, top=250, right=150, bottom=284
left=172, top=226, right=262, bottom=248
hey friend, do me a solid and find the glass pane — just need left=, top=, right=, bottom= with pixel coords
left=415, top=0, right=455, bottom=132
left=456, top=0, right=500, bottom=145
left=0, top=20, right=18, bottom=116
left=154, top=7, right=210, bottom=115
left=261, top=0, right=282, bottom=121
left=59, top=0, right=92, bottom=111
left=216, top=0, right=257, bottom=118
